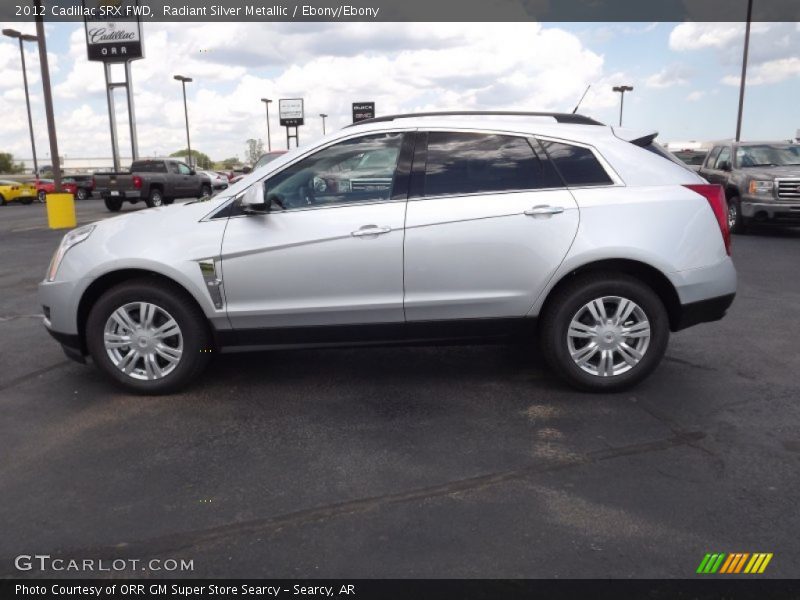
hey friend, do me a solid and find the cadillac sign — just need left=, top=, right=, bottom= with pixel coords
left=83, top=0, right=144, bottom=62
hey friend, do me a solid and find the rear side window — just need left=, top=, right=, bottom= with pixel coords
left=423, top=132, right=559, bottom=197
left=539, top=141, right=613, bottom=187
left=131, top=161, right=167, bottom=173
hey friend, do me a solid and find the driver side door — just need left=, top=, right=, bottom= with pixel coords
left=220, top=131, right=413, bottom=338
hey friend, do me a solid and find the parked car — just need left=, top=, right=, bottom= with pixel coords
left=253, top=151, right=288, bottom=171
left=35, top=178, right=79, bottom=203
left=0, top=179, right=37, bottom=205
left=38, top=167, right=95, bottom=200
left=93, top=159, right=212, bottom=212
left=673, top=149, right=708, bottom=172
left=198, top=170, right=229, bottom=193
left=40, top=111, right=735, bottom=394
left=698, top=141, right=800, bottom=233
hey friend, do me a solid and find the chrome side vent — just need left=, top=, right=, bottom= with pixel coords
left=199, top=259, right=224, bottom=309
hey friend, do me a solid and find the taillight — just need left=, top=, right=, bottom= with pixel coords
left=132, top=175, right=143, bottom=189
left=91, top=177, right=96, bottom=189
left=683, top=184, right=731, bottom=256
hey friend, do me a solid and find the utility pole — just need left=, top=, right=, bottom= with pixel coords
left=735, top=0, right=754, bottom=142
left=261, top=98, right=272, bottom=151
left=34, top=0, right=61, bottom=191
left=320, top=113, right=328, bottom=135
left=174, top=75, right=194, bottom=167
left=612, top=85, right=633, bottom=127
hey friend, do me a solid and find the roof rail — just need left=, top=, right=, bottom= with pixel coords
left=345, top=111, right=604, bottom=128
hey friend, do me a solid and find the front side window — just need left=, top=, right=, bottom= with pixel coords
left=539, top=141, right=613, bottom=187
left=266, top=133, right=403, bottom=209
left=177, top=163, right=192, bottom=175
left=705, top=146, right=722, bottom=168
left=422, top=132, right=557, bottom=197
left=714, top=147, right=731, bottom=169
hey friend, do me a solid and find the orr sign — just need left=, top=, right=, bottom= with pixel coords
left=83, top=0, right=144, bottom=62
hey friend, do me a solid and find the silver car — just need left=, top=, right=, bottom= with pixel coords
left=39, top=111, right=736, bottom=394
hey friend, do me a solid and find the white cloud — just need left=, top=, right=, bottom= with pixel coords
left=722, top=57, right=800, bottom=86
left=645, top=64, right=693, bottom=88
left=686, top=91, right=706, bottom=102
left=3, top=22, right=617, bottom=163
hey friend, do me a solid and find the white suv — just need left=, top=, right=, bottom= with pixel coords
left=39, top=112, right=736, bottom=394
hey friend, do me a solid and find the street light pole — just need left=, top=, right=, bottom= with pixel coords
left=320, top=113, right=328, bottom=135
left=174, top=75, right=193, bottom=168
left=3, top=29, right=39, bottom=176
left=735, top=0, right=754, bottom=142
left=612, top=85, right=633, bottom=127
left=33, top=0, right=61, bottom=192
left=261, top=98, right=272, bottom=151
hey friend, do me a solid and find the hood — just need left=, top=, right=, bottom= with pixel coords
left=740, top=165, right=800, bottom=179
left=90, top=194, right=229, bottom=234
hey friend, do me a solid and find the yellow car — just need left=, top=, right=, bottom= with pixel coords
left=0, top=179, right=36, bottom=205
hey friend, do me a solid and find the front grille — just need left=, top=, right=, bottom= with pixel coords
left=777, top=179, right=800, bottom=201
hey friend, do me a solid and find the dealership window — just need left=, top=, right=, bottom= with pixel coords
left=539, top=141, right=613, bottom=187
left=266, top=133, right=404, bottom=209
left=422, top=132, right=558, bottom=197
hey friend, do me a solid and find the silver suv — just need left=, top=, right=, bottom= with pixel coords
left=39, top=111, right=736, bottom=394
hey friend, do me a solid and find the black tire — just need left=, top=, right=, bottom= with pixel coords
left=85, top=278, right=213, bottom=394
left=200, top=184, right=212, bottom=198
left=20, top=196, right=33, bottom=205
left=0, top=194, right=5, bottom=206
left=539, top=272, right=670, bottom=392
left=104, top=196, right=122, bottom=212
left=146, top=188, right=164, bottom=208
left=727, top=196, right=748, bottom=234
left=76, top=187, right=88, bottom=201
left=163, top=198, right=175, bottom=205
left=37, top=190, right=46, bottom=203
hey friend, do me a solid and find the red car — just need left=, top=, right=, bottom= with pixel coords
left=35, top=178, right=78, bottom=203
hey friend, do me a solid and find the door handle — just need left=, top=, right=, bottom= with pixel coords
left=524, top=205, right=564, bottom=217
left=351, top=225, right=392, bottom=237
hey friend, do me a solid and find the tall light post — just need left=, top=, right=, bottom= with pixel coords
left=735, top=0, right=754, bottom=142
left=612, top=85, right=633, bottom=127
left=261, top=98, right=272, bottom=151
left=174, top=75, right=193, bottom=168
left=3, top=29, right=39, bottom=176
left=320, top=113, right=328, bottom=135
left=33, top=0, right=61, bottom=192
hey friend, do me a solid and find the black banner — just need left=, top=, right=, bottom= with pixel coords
left=352, top=103, right=375, bottom=123
left=3, top=0, right=799, bottom=22
left=4, top=579, right=800, bottom=600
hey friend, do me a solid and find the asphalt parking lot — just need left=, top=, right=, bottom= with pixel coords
left=1, top=197, right=799, bottom=579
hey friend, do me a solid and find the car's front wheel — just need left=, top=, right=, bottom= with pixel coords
left=86, top=279, right=212, bottom=394
left=727, top=196, right=748, bottom=234
left=540, top=273, right=669, bottom=392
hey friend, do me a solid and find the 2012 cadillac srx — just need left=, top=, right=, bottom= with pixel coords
left=39, top=112, right=736, bottom=394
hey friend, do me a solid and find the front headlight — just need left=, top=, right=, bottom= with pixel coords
left=748, top=179, right=775, bottom=195
left=46, top=224, right=95, bottom=282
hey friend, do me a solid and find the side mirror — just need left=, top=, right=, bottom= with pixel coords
left=239, top=183, right=266, bottom=213
left=189, top=169, right=197, bottom=176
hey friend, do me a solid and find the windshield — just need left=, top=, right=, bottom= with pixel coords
left=735, top=145, right=800, bottom=167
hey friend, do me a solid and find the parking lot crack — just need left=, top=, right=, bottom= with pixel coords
left=0, top=430, right=708, bottom=569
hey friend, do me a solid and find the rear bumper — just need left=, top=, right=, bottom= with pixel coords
left=103, top=190, right=144, bottom=200
left=673, top=293, right=735, bottom=331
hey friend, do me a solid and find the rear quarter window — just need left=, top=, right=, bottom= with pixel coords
left=132, top=161, right=167, bottom=173
left=538, top=140, right=613, bottom=186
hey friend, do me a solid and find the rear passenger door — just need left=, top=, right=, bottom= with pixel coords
left=403, top=130, right=580, bottom=321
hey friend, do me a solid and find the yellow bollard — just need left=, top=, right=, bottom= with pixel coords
left=45, top=193, right=77, bottom=229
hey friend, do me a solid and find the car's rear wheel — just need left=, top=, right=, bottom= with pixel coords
left=146, top=188, right=164, bottom=208
left=104, top=197, right=122, bottom=212
left=200, top=184, right=212, bottom=198
left=76, top=187, right=88, bottom=201
left=86, top=279, right=212, bottom=394
left=37, top=190, right=46, bottom=203
left=540, top=273, right=669, bottom=392
left=727, top=196, right=748, bottom=234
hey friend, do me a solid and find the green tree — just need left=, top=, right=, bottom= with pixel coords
left=245, top=139, right=265, bottom=165
left=218, top=157, right=240, bottom=170
left=0, top=152, right=24, bottom=174
left=170, top=149, right=212, bottom=170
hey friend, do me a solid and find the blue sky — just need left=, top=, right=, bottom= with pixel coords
left=1, top=21, right=798, bottom=164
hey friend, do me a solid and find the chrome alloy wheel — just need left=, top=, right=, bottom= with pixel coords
left=566, top=296, right=651, bottom=377
left=103, top=302, right=183, bottom=381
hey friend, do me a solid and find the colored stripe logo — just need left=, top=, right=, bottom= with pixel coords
left=697, top=553, right=773, bottom=574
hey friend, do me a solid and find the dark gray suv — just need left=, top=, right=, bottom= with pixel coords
left=699, top=142, right=800, bottom=233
